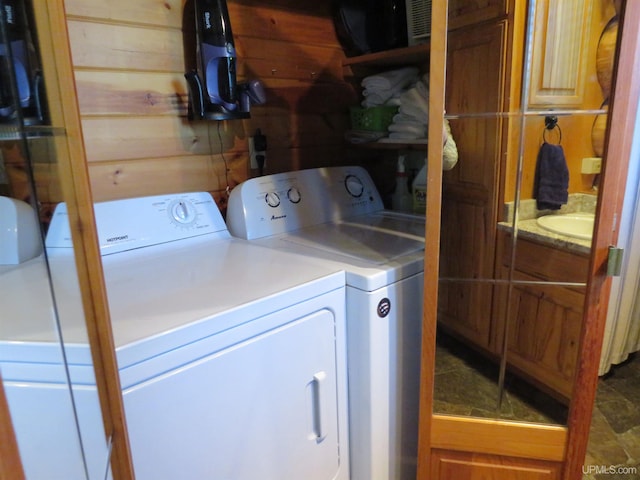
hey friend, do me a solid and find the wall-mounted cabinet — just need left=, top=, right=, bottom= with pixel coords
left=527, top=0, right=593, bottom=108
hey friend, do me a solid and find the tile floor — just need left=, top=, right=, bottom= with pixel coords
left=583, top=353, right=640, bottom=479
left=433, top=333, right=568, bottom=424
left=433, top=334, right=640, bottom=479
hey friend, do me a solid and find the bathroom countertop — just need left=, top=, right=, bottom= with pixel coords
left=498, top=219, right=592, bottom=256
left=499, top=194, right=595, bottom=256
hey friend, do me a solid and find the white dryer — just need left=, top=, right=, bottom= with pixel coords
left=226, top=166, right=426, bottom=480
left=4, top=192, right=350, bottom=480
left=0, top=255, right=107, bottom=480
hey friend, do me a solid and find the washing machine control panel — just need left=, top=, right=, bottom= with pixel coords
left=46, top=192, right=229, bottom=255
left=226, top=166, right=384, bottom=240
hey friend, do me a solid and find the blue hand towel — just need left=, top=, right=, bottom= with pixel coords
left=533, top=142, right=569, bottom=210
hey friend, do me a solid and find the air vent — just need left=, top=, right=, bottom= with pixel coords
left=406, top=0, right=431, bottom=45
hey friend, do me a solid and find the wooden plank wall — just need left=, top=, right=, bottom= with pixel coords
left=58, top=0, right=365, bottom=212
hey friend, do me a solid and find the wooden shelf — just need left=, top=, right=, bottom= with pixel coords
left=344, top=44, right=429, bottom=151
left=343, top=43, right=429, bottom=68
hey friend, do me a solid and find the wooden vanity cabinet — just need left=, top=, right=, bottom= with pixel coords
left=494, top=230, right=589, bottom=402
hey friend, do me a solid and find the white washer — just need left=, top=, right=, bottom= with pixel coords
left=226, top=166, right=425, bottom=480
left=3, top=192, right=350, bottom=480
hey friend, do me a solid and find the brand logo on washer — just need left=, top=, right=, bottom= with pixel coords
left=271, top=214, right=286, bottom=220
left=377, top=298, right=391, bottom=318
left=106, top=235, right=129, bottom=243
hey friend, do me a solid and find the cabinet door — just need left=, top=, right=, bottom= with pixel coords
left=438, top=21, right=507, bottom=351
left=494, top=232, right=588, bottom=401
left=528, top=0, right=593, bottom=107
left=123, top=309, right=344, bottom=480
left=505, top=277, right=584, bottom=401
left=448, top=0, right=508, bottom=30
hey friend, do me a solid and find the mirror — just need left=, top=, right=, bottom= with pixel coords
left=0, top=1, right=110, bottom=477
left=433, top=0, right=619, bottom=424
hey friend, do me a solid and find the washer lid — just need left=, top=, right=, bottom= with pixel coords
left=343, top=211, right=425, bottom=240
left=281, top=222, right=424, bottom=265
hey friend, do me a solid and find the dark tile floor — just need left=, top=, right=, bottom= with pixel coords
left=583, top=353, right=640, bottom=480
left=434, top=333, right=568, bottom=424
left=433, top=334, right=640, bottom=479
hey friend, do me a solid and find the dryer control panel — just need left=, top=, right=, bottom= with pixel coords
left=226, top=166, right=384, bottom=240
left=46, top=192, right=229, bottom=255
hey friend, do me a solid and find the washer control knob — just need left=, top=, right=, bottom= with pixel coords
left=170, top=200, right=197, bottom=224
left=287, top=187, right=301, bottom=204
left=265, top=192, right=281, bottom=208
left=344, top=174, right=364, bottom=198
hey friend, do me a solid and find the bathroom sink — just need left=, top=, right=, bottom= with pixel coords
left=536, top=213, right=595, bottom=240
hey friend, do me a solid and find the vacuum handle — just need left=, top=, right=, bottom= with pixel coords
left=184, top=70, right=204, bottom=119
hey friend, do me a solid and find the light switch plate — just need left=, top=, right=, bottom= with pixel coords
left=581, top=157, right=602, bottom=174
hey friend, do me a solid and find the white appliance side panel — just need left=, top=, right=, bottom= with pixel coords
left=123, top=307, right=348, bottom=480
left=3, top=381, right=110, bottom=480
left=346, top=272, right=424, bottom=480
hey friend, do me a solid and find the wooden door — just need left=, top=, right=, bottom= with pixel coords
left=418, top=2, right=640, bottom=479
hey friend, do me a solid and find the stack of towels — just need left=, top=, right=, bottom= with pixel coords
left=360, top=67, right=428, bottom=141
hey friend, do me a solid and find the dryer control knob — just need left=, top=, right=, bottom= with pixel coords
left=170, top=200, right=197, bottom=225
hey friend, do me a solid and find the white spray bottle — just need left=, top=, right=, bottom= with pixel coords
left=391, top=155, right=412, bottom=212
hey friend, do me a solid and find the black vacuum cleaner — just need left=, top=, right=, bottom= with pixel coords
left=0, top=0, right=46, bottom=125
left=183, top=0, right=265, bottom=120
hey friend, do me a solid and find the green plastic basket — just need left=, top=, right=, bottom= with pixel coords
left=350, top=106, right=398, bottom=132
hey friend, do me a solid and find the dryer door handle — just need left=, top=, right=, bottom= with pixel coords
left=311, top=371, right=329, bottom=443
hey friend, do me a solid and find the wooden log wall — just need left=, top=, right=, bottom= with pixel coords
left=63, top=0, right=368, bottom=212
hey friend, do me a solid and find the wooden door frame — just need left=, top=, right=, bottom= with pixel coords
left=564, top=2, right=640, bottom=479
left=417, top=1, right=640, bottom=478
left=31, top=1, right=135, bottom=478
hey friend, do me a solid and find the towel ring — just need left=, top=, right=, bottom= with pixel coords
left=543, top=115, right=562, bottom=144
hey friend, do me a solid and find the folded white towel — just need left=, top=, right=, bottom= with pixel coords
left=361, top=67, right=419, bottom=91
left=361, top=91, right=391, bottom=107
left=388, top=122, right=427, bottom=137
left=389, top=131, right=425, bottom=140
left=385, top=95, right=402, bottom=106
left=400, top=86, right=429, bottom=115
left=344, top=129, right=388, bottom=144
left=361, top=67, right=420, bottom=106
left=415, top=80, right=428, bottom=100
left=399, top=103, right=428, bottom=122
left=389, top=118, right=425, bottom=130
left=393, top=112, right=423, bottom=124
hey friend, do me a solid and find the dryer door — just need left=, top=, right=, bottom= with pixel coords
left=122, top=303, right=345, bottom=480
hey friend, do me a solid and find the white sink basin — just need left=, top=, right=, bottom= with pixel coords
left=536, top=213, right=595, bottom=240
